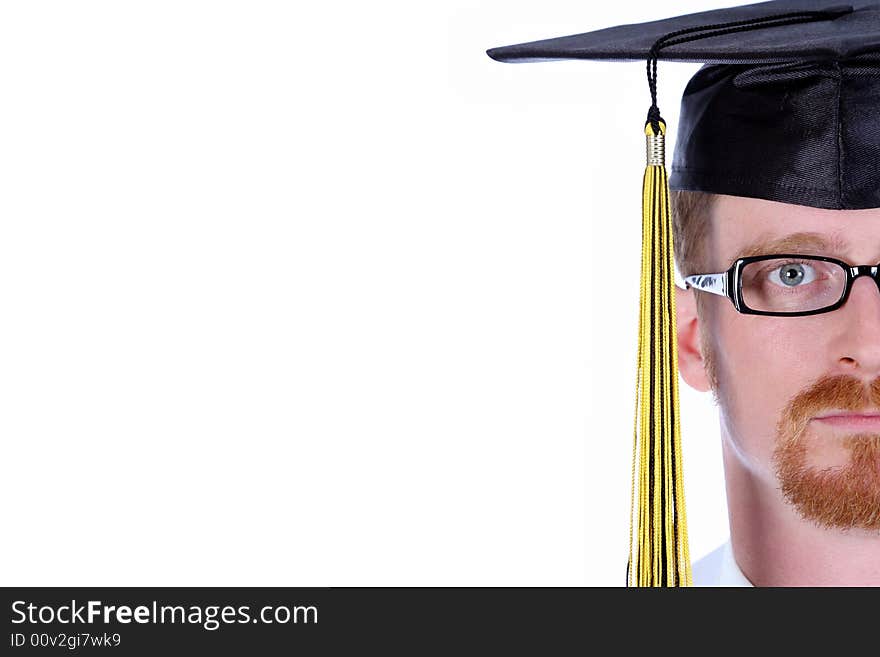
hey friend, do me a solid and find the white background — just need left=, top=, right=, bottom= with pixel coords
left=0, top=0, right=734, bottom=586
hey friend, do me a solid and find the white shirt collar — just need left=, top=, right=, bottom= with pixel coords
left=718, top=540, right=753, bottom=587
left=692, top=539, right=754, bottom=586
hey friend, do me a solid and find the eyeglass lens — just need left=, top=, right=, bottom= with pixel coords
left=740, top=257, right=848, bottom=313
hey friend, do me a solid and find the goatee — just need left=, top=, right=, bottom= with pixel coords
left=774, top=375, right=880, bottom=530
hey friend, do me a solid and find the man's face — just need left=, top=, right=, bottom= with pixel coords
left=703, top=194, right=880, bottom=530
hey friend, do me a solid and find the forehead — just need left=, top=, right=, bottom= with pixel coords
left=710, top=194, right=880, bottom=267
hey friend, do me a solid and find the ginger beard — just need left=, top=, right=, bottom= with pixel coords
left=773, top=375, right=880, bottom=530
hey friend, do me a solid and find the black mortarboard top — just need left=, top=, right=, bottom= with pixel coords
left=487, top=1, right=869, bottom=587
left=488, top=0, right=880, bottom=210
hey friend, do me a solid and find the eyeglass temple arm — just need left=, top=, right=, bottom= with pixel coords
left=683, top=272, right=728, bottom=298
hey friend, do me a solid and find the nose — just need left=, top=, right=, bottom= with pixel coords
left=828, top=275, right=880, bottom=378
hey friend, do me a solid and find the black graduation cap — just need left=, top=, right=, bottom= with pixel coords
left=487, top=0, right=871, bottom=587
left=489, top=0, right=878, bottom=210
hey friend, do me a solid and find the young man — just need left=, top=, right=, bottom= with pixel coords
left=489, top=1, right=880, bottom=585
left=676, top=190, right=880, bottom=586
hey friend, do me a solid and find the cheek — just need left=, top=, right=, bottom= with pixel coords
left=713, top=314, right=820, bottom=470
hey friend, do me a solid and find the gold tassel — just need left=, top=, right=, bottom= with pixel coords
left=627, top=119, right=692, bottom=586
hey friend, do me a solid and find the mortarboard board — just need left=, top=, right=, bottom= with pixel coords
left=486, top=0, right=871, bottom=586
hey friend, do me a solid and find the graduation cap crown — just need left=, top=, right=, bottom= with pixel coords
left=487, top=0, right=874, bottom=586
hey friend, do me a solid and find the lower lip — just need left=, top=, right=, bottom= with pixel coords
left=813, top=415, right=880, bottom=429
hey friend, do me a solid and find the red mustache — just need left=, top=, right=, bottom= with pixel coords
left=778, top=375, right=880, bottom=442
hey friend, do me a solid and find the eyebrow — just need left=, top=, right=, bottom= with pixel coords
left=732, top=231, right=849, bottom=263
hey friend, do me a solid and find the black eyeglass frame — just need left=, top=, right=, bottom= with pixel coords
left=683, top=253, right=880, bottom=317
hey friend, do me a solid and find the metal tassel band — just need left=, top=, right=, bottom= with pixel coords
left=646, top=130, right=665, bottom=166
left=628, top=119, right=692, bottom=587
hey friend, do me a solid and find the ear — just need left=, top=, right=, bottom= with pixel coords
left=676, top=285, right=712, bottom=393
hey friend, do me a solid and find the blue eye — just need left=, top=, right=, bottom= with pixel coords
left=769, top=262, right=816, bottom=287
